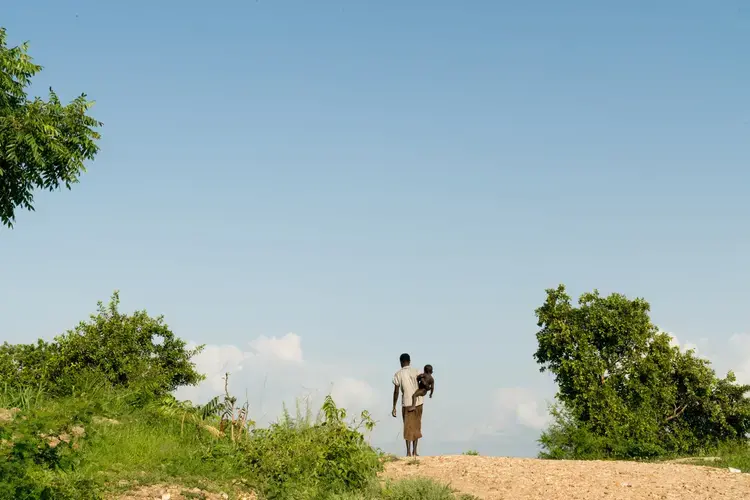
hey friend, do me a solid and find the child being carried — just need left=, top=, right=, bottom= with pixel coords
left=407, top=364, right=434, bottom=412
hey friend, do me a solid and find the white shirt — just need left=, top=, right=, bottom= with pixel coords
left=393, top=366, right=424, bottom=407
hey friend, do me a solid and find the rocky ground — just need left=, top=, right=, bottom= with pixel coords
left=382, top=455, right=750, bottom=500
left=114, top=484, right=256, bottom=499
left=110, top=455, right=750, bottom=499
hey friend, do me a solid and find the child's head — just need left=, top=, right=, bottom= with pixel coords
left=424, top=364, right=433, bottom=374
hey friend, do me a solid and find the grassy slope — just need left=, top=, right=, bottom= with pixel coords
left=83, top=414, right=479, bottom=499
left=0, top=387, right=475, bottom=500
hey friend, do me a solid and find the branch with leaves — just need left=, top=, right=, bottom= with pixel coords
left=0, top=27, right=101, bottom=227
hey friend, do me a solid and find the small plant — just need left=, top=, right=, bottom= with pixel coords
left=463, top=449, right=479, bottom=456
left=379, top=478, right=471, bottom=499
left=378, top=451, right=399, bottom=463
left=200, top=373, right=255, bottom=441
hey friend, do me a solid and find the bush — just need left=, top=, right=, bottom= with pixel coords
left=0, top=292, right=204, bottom=402
left=0, top=462, right=100, bottom=500
left=244, top=396, right=382, bottom=499
left=0, top=392, right=102, bottom=499
left=379, top=478, right=477, bottom=500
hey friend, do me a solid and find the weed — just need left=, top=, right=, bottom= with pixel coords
left=331, top=478, right=475, bottom=500
left=704, top=441, right=750, bottom=473
left=379, top=478, right=474, bottom=500
left=378, top=452, right=399, bottom=463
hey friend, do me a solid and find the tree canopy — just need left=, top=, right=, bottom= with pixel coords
left=534, top=284, right=750, bottom=459
left=0, top=27, right=101, bottom=227
left=0, top=292, right=204, bottom=400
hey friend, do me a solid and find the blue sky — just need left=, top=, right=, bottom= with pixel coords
left=1, top=0, right=749, bottom=456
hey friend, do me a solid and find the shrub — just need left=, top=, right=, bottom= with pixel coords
left=0, top=292, right=204, bottom=402
left=243, top=396, right=382, bottom=498
left=380, top=478, right=476, bottom=500
left=0, top=394, right=102, bottom=499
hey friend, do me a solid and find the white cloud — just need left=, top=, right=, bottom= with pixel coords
left=178, top=333, right=304, bottom=400
left=729, top=333, right=750, bottom=384
left=330, top=377, right=377, bottom=411
left=249, top=333, right=303, bottom=362
left=181, top=344, right=251, bottom=394
left=666, top=331, right=700, bottom=355
left=493, top=388, right=552, bottom=430
left=516, top=400, right=552, bottom=430
left=175, top=333, right=378, bottom=431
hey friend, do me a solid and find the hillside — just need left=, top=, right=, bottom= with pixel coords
left=382, top=455, right=750, bottom=500
left=1, top=293, right=749, bottom=499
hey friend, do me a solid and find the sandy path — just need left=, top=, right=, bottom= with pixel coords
left=382, top=455, right=750, bottom=499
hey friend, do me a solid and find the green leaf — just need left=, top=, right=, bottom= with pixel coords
left=0, top=26, right=101, bottom=227
left=534, top=284, right=750, bottom=459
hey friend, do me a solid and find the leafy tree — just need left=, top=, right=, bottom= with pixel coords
left=0, top=292, right=204, bottom=399
left=0, top=338, right=59, bottom=388
left=0, top=27, right=101, bottom=227
left=52, top=291, right=205, bottom=395
left=534, top=284, right=750, bottom=459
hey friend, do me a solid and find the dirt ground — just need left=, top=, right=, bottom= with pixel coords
left=114, top=484, right=256, bottom=499
left=382, top=455, right=750, bottom=500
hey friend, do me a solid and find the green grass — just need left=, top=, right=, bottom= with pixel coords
left=715, top=442, right=750, bottom=472
left=79, top=414, right=247, bottom=492
left=655, top=441, right=750, bottom=473
left=684, top=442, right=750, bottom=473
left=330, top=478, right=479, bottom=500
left=1, top=384, right=473, bottom=499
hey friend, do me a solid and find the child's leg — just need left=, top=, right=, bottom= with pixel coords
left=409, top=388, right=426, bottom=411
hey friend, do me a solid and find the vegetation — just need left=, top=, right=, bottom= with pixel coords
left=533, top=284, right=750, bottom=461
left=0, top=26, right=471, bottom=498
left=0, top=293, right=469, bottom=499
left=0, top=27, right=101, bottom=228
left=4, top=22, right=749, bottom=499
left=709, top=441, right=750, bottom=472
left=0, top=292, right=204, bottom=400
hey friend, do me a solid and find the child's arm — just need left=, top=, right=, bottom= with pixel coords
left=429, top=378, right=435, bottom=398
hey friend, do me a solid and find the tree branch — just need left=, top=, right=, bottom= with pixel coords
left=666, top=404, right=687, bottom=422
